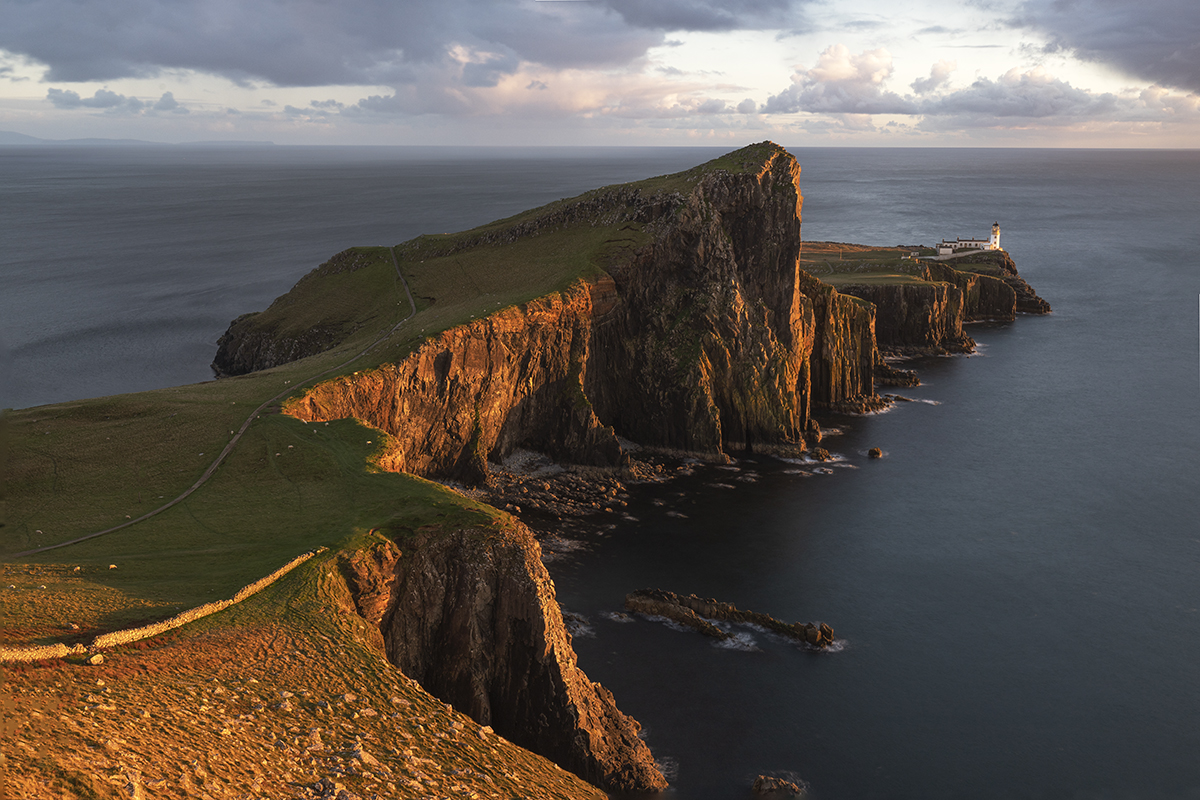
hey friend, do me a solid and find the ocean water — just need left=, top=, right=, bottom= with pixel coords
left=3, top=145, right=1198, bottom=799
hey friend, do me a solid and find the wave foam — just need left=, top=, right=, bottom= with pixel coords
left=713, top=631, right=760, bottom=651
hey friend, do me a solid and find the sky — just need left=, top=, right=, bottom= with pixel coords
left=0, top=0, right=1197, bottom=147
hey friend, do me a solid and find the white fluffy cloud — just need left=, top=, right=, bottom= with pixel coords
left=763, top=44, right=915, bottom=114
left=764, top=45, right=1199, bottom=129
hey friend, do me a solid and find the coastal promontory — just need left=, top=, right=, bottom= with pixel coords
left=2, top=142, right=1048, bottom=798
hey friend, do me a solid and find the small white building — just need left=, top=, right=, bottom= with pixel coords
left=937, top=222, right=1001, bottom=255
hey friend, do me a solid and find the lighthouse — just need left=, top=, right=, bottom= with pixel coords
left=989, top=222, right=1001, bottom=251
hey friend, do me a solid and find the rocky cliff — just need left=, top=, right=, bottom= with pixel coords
left=920, top=262, right=1016, bottom=321
left=948, top=250, right=1051, bottom=314
left=339, top=525, right=667, bottom=793
left=285, top=279, right=624, bottom=484
left=834, top=280, right=974, bottom=355
left=836, top=258, right=1036, bottom=355
left=223, top=142, right=1049, bottom=794
left=284, top=142, right=882, bottom=479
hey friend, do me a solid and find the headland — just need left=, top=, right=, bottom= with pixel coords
left=1, top=142, right=1047, bottom=798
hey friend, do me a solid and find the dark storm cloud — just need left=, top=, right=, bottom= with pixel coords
left=603, top=0, right=794, bottom=31
left=0, top=0, right=808, bottom=87
left=461, top=54, right=519, bottom=88
left=1014, top=0, right=1200, bottom=92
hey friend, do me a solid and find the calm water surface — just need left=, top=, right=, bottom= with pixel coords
left=2, top=146, right=1197, bottom=799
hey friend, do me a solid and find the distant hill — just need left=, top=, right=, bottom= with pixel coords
left=0, top=130, right=274, bottom=146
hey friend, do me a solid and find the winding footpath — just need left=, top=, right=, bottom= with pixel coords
left=14, top=247, right=418, bottom=559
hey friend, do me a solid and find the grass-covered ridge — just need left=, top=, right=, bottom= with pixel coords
left=3, top=141, right=792, bottom=643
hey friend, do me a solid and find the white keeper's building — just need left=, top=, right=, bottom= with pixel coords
left=937, top=222, right=1001, bottom=255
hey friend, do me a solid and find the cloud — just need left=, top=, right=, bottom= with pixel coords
left=47, top=87, right=145, bottom=112
left=1014, top=0, right=1200, bottom=93
left=923, top=67, right=1118, bottom=119
left=461, top=53, right=519, bottom=88
left=153, top=91, right=188, bottom=113
left=763, top=46, right=1199, bottom=128
left=603, top=0, right=798, bottom=32
left=0, top=0, right=810, bottom=90
left=46, top=87, right=187, bottom=114
left=911, top=59, right=956, bottom=94
left=763, top=44, right=916, bottom=114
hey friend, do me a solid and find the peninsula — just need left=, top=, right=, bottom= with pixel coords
left=2, top=142, right=1047, bottom=799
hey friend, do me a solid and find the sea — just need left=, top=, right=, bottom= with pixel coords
left=2, top=145, right=1198, bottom=799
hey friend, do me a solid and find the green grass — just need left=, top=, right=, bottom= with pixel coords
left=820, top=272, right=930, bottom=286
left=5, top=142, right=784, bottom=637
left=223, top=246, right=406, bottom=351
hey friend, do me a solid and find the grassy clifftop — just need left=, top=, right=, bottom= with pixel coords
left=5, top=142, right=791, bottom=567
left=4, top=142, right=806, bottom=797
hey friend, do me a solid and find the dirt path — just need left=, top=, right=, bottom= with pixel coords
left=14, top=247, right=418, bottom=559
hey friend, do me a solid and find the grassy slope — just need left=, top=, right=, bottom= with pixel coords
left=800, top=240, right=963, bottom=288
left=1, top=545, right=605, bottom=799
left=2, top=146, right=784, bottom=641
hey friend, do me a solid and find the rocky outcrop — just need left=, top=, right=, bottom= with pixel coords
left=834, top=280, right=974, bottom=356
left=340, top=527, right=667, bottom=793
left=286, top=280, right=625, bottom=484
left=212, top=312, right=342, bottom=376
left=625, top=588, right=836, bottom=647
left=212, top=249, right=377, bottom=376
left=838, top=255, right=1044, bottom=355
left=285, top=144, right=885, bottom=481
left=754, top=775, right=807, bottom=796
left=920, top=262, right=1016, bottom=321
left=949, top=250, right=1051, bottom=314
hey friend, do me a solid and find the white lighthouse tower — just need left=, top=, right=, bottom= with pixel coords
left=989, top=221, right=1001, bottom=251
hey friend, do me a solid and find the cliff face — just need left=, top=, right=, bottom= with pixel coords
left=212, top=312, right=341, bottom=377
left=837, top=260, right=1027, bottom=355
left=285, top=144, right=881, bottom=477
left=920, top=262, right=1016, bottom=321
left=835, top=280, right=974, bottom=355
left=339, top=526, right=667, bottom=793
left=286, top=280, right=623, bottom=483
left=797, top=274, right=880, bottom=409
left=950, top=250, right=1051, bottom=314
